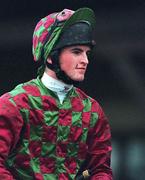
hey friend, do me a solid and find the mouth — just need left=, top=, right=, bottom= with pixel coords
left=76, top=68, right=86, bottom=74
left=75, top=65, right=87, bottom=74
left=76, top=66, right=86, bottom=70
left=76, top=67, right=86, bottom=70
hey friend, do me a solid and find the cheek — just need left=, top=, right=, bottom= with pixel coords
left=61, top=61, right=73, bottom=72
left=60, top=55, right=75, bottom=71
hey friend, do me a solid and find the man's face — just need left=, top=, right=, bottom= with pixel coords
left=59, top=45, right=91, bottom=82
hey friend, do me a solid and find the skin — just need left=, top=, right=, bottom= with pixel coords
left=46, top=45, right=91, bottom=82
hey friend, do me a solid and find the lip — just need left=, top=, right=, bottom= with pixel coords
left=76, top=67, right=86, bottom=70
left=76, top=68, right=86, bottom=73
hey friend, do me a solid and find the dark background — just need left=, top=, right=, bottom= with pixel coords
left=1, top=0, right=145, bottom=179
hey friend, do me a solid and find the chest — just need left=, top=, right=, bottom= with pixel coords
left=19, top=96, right=98, bottom=156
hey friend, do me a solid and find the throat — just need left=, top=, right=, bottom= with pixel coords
left=41, top=72, right=73, bottom=103
left=56, top=69, right=80, bottom=86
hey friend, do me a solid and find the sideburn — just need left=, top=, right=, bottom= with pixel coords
left=47, top=50, right=80, bottom=85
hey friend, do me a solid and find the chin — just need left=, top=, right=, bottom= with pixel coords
left=74, top=77, right=84, bottom=82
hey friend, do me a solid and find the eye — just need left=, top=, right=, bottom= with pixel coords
left=72, top=49, right=81, bottom=55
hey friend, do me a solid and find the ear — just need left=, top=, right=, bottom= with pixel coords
left=47, top=57, right=52, bottom=64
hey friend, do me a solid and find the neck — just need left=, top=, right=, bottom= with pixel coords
left=45, top=67, right=80, bottom=86
left=41, top=71, right=73, bottom=104
left=45, top=67, right=58, bottom=80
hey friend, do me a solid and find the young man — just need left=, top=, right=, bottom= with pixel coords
left=0, top=8, right=113, bottom=179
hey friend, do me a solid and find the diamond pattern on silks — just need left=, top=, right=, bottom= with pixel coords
left=3, top=77, right=100, bottom=179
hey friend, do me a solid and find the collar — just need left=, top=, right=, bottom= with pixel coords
left=41, top=72, right=73, bottom=93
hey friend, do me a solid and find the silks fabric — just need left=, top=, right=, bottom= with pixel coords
left=0, top=77, right=113, bottom=179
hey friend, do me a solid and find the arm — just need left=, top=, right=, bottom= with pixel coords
left=0, top=95, right=23, bottom=179
left=85, top=104, right=113, bottom=180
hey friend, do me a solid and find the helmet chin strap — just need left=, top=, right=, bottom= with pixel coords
left=45, top=50, right=79, bottom=85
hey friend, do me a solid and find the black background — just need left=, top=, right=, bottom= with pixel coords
left=1, top=1, right=145, bottom=179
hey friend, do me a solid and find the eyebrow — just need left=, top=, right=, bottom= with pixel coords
left=70, top=46, right=91, bottom=52
left=71, top=47, right=83, bottom=51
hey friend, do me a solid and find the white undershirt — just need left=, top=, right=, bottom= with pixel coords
left=41, top=72, right=73, bottom=104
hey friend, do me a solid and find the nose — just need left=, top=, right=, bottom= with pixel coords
left=81, top=53, right=89, bottom=64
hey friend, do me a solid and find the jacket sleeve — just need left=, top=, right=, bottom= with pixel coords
left=85, top=103, right=113, bottom=180
left=0, top=95, right=23, bottom=179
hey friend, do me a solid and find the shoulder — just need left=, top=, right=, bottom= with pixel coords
left=75, top=87, right=103, bottom=111
left=10, top=78, right=41, bottom=97
left=11, top=78, right=42, bottom=97
left=76, top=88, right=107, bottom=121
left=0, top=78, right=41, bottom=108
